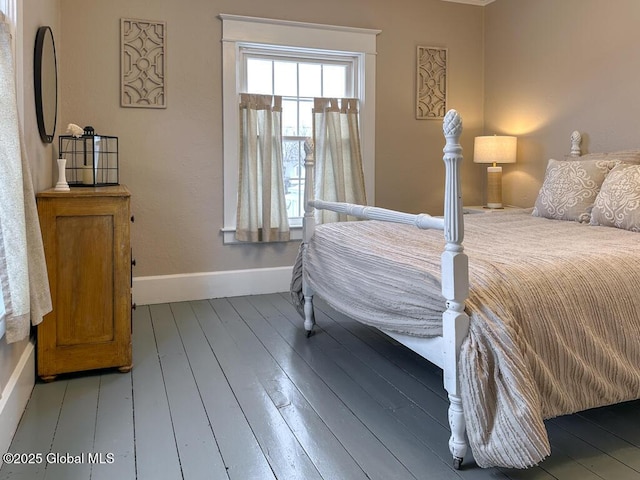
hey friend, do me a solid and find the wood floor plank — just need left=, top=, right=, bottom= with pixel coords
left=150, top=303, right=228, bottom=480
left=44, top=375, right=100, bottom=480
left=577, top=402, right=640, bottom=448
left=131, top=305, right=182, bottom=480
left=551, top=414, right=640, bottom=471
left=221, top=296, right=383, bottom=480
left=169, top=301, right=275, bottom=480
left=0, top=380, right=67, bottom=480
left=544, top=422, right=640, bottom=480
left=311, top=295, right=448, bottom=401
left=91, top=371, right=136, bottom=480
left=218, top=297, right=420, bottom=480
left=308, top=302, right=449, bottom=419
left=190, top=299, right=323, bottom=480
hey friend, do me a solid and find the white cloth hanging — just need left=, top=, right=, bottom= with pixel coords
left=0, top=18, right=52, bottom=344
left=236, top=93, right=290, bottom=242
left=313, top=97, right=367, bottom=224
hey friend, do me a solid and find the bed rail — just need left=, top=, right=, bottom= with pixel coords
left=308, top=199, right=445, bottom=230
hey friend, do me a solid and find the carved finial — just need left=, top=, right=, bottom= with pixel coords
left=304, top=137, right=314, bottom=155
left=570, top=131, right=582, bottom=157
left=443, top=109, right=463, bottom=137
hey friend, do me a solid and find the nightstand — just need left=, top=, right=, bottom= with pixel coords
left=463, top=205, right=520, bottom=214
left=36, top=186, right=133, bottom=381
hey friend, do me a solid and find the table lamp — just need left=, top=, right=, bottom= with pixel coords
left=473, top=135, right=517, bottom=209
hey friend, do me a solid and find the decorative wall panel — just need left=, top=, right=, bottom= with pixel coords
left=121, top=18, right=166, bottom=108
left=416, top=46, right=447, bottom=120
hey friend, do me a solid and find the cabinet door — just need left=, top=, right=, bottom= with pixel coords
left=37, top=193, right=131, bottom=378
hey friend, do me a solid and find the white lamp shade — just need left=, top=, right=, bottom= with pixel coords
left=474, top=136, right=517, bottom=164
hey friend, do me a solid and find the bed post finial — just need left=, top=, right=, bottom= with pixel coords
left=443, top=109, right=463, bottom=138
left=442, top=109, right=464, bottom=246
left=570, top=131, right=582, bottom=157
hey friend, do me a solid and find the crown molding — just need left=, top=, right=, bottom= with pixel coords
left=441, top=0, right=495, bottom=5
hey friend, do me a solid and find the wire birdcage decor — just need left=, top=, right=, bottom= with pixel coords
left=58, top=126, right=119, bottom=186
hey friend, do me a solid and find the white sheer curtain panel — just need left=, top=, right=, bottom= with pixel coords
left=0, top=17, right=52, bottom=343
left=236, top=94, right=290, bottom=242
left=313, top=97, right=367, bottom=224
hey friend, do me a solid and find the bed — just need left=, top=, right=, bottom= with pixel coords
left=291, top=110, right=640, bottom=469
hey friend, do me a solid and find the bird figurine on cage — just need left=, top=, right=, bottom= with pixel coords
left=67, top=123, right=84, bottom=138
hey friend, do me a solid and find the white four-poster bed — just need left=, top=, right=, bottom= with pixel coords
left=292, top=110, right=640, bottom=469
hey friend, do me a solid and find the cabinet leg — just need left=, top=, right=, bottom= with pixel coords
left=118, top=364, right=133, bottom=373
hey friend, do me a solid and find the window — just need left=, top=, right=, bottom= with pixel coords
left=220, top=14, right=379, bottom=243
left=242, top=48, right=356, bottom=221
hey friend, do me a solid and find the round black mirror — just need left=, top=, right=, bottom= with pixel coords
left=34, top=26, right=58, bottom=143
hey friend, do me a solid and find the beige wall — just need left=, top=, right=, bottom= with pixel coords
left=56, top=0, right=485, bottom=278
left=484, top=0, right=640, bottom=207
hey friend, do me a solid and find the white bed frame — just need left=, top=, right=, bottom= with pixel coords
left=300, top=109, right=583, bottom=469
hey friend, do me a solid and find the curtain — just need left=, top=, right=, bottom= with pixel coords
left=313, top=97, right=367, bottom=224
left=0, top=17, right=52, bottom=344
left=236, top=93, right=290, bottom=242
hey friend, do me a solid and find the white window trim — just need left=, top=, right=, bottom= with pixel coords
left=220, top=14, right=380, bottom=244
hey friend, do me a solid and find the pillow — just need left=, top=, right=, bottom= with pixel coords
left=590, top=163, right=640, bottom=232
left=568, top=149, right=640, bottom=164
left=532, top=158, right=617, bottom=222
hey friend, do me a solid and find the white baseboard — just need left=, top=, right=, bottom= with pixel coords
left=132, top=265, right=294, bottom=305
left=0, top=341, right=35, bottom=466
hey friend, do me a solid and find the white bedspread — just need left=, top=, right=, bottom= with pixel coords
left=295, top=209, right=640, bottom=468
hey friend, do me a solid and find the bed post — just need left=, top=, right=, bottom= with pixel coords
left=302, top=138, right=316, bottom=335
left=440, top=110, right=470, bottom=470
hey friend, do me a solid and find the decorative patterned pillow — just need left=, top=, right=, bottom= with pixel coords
left=532, top=158, right=617, bottom=222
left=590, top=164, right=640, bottom=231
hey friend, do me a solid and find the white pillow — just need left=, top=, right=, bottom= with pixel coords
left=590, top=163, right=640, bottom=232
left=532, top=158, right=617, bottom=223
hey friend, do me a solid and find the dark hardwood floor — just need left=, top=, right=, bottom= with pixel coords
left=1, top=293, right=639, bottom=479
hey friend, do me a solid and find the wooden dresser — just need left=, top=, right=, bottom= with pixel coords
left=36, top=185, right=133, bottom=381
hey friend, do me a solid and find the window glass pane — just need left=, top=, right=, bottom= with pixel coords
left=299, top=63, right=321, bottom=97
left=282, top=99, right=299, bottom=136
left=299, top=99, right=313, bottom=137
left=246, top=58, right=273, bottom=94
left=274, top=61, right=297, bottom=96
left=323, top=65, right=347, bottom=97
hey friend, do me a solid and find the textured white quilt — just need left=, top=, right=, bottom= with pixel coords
left=294, top=209, right=640, bottom=468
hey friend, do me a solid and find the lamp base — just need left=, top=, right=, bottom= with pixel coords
left=486, top=166, right=503, bottom=209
